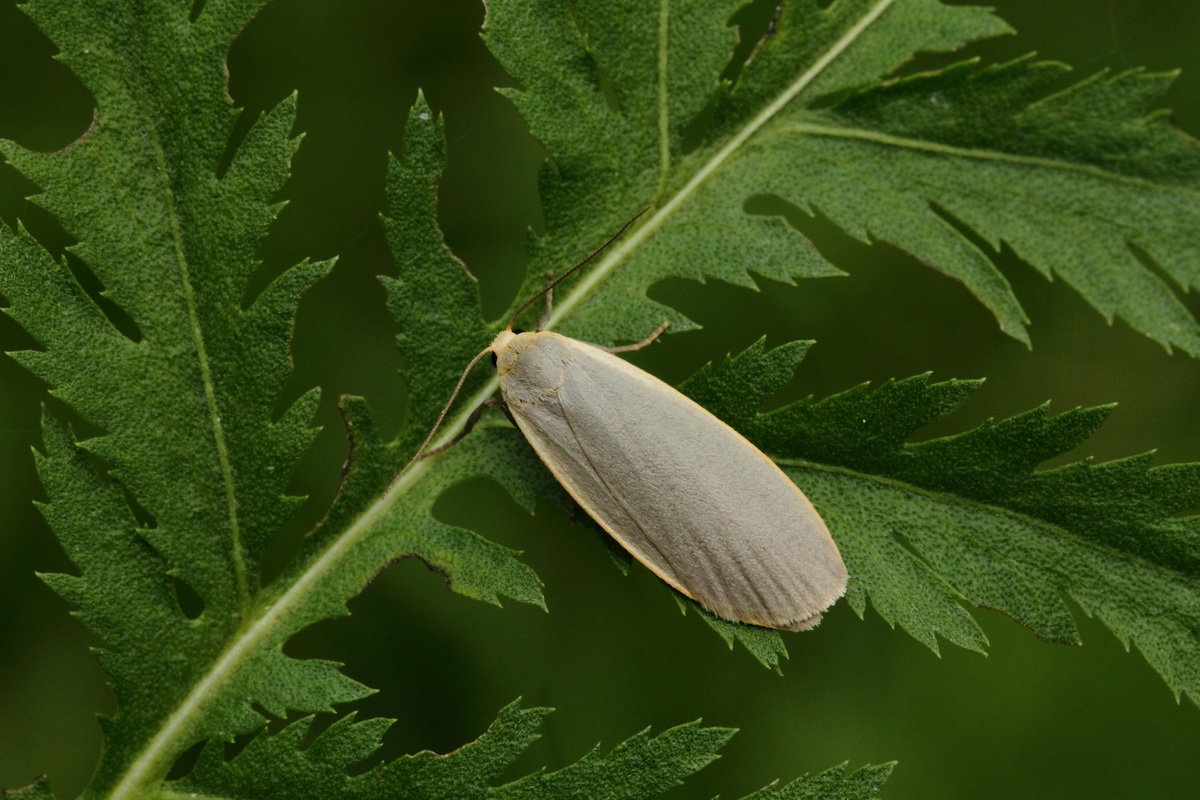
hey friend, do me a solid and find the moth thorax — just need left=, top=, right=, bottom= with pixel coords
left=495, top=331, right=568, bottom=400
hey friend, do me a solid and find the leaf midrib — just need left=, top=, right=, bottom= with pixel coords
left=778, top=120, right=1200, bottom=195
left=98, top=79, right=253, bottom=800
left=149, top=129, right=252, bottom=616
left=112, top=32, right=253, bottom=615
left=776, top=456, right=1200, bottom=589
left=652, top=0, right=670, bottom=203
left=102, top=3, right=901, bottom=796
left=542, top=0, right=901, bottom=330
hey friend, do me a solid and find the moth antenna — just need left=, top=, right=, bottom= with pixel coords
left=396, top=345, right=493, bottom=477
left=401, top=209, right=646, bottom=476
left=506, top=207, right=649, bottom=331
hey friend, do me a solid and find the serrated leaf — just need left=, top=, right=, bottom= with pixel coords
left=491, top=720, right=731, bottom=800
left=677, top=339, right=1200, bottom=700
left=0, top=0, right=363, bottom=795
left=2, top=4, right=831, bottom=796
left=762, top=56, right=1200, bottom=352
left=170, top=702, right=551, bottom=800
left=380, top=88, right=1200, bottom=702
left=737, top=762, right=896, bottom=800
left=167, top=701, right=892, bottom=800
left=4, top=0, right=1196, bottom=797
left=674, top=594, right=791, bottom=673
left=482, top=0, right=1200, bottom=354
left=379, top=104, right=797, bottom=670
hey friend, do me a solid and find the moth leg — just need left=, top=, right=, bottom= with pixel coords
left=496, top=400, right=518, bottom=427
left=420, top=397, right=510, bottom=458
left=602, top=321, right=669, bottom=354
left=537, top=270, right=555, bottom=330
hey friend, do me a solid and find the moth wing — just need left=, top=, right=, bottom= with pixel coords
left=501, top=334, right=846, bottom=630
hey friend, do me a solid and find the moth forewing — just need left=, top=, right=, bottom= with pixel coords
left=493, top=330, right=847, bottom=631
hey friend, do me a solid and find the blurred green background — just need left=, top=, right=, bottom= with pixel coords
left=2, top=1, right=1199, bottom=797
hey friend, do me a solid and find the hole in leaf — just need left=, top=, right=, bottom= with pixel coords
left=741, top=191, right=797, bottom=219
left=172, top=576, right=205, bottom=620
left=803, top=84, right=857, bottom=112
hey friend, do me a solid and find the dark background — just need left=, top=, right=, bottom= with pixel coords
left=2, top=1, right=1199, bottom=797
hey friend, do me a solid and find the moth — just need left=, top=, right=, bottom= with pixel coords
left=412, top=214, right=847, bottom=630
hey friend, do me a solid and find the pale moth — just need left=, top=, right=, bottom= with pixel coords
left=408, top=215, right=848, bottom=631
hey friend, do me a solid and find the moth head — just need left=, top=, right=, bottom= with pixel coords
left=489, top=329, right=520, bottom=362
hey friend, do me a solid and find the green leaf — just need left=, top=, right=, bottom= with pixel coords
left=482, top=0, right=1200, bottom=353
left=1, top=0, right=568, bottom=791
left=0, top=0, right=887, bottom=796
left=0, top=1, right=354, bottom=795
left=3, top=0, right=1197, bottom=796
left=674, top=595, right=791, bottom=673
left=678, top=339, right=1200, bottom=700
left=169, top=702, right=555, bottom=800
left=488, top=719, right=730, bottom=800
left=166, top=701, right=892, bottom=800
left=379, top=90, right=1200, bottom=701
left=738, top=762, right=895, bottom=800
left=379, top=102, right=796, bottom=671
left=763, top=56, right=1200, bottom=353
